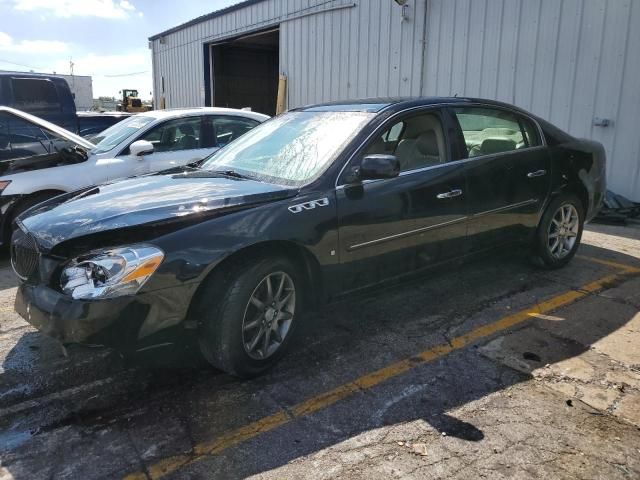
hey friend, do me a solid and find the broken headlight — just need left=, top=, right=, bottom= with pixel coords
left=60, top=245, right=164, bottom=300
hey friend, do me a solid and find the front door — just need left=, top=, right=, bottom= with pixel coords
left=449, top=106, right=551, bottom=251
left=129, top=116, right=218, bottom=174
left=336, top=109, right=467, bottom=292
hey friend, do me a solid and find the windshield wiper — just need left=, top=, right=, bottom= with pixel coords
left=210, top=169, right=253, bottom=180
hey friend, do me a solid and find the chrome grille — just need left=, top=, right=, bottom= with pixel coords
left=11, top=228, right=39, bottom=281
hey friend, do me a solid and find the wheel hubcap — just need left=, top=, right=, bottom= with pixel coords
left=547, top=203, right=579, bottom=259
left=242, top=271, right=295, bottom=360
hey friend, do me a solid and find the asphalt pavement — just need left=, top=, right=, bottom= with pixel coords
left=1, top=223, right=639, bottom=480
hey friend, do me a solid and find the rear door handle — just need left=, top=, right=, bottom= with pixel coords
left=436, top=189, right=463, bottom=199
left=527, top=169, right=547, bottom=178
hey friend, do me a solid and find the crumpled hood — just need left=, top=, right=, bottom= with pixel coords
left=20, top=169, right=298, bottom=251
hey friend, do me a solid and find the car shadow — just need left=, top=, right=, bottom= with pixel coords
left=185, top=242, right=638, bottom=478
left=1, top=242, right=639, bottom=478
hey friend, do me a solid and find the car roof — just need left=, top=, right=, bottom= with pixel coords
left=138, top=107, right=270, bottom=122
left=297, top=97, right=533, bottom=115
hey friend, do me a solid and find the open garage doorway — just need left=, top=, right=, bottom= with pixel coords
left=206, top=28, right=279, bottom=116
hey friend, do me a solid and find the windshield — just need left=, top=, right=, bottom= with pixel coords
left=201, top=111, right=374, bottom=186
left=91, top=115, right=155, bottom=154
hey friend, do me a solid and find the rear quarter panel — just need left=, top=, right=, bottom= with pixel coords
left=546, top=138, right=606, bottom=222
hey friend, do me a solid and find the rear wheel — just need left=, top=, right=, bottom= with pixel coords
left=196, top=254, right=302, bottom=378
left=532, top=193, right=584, bottom=269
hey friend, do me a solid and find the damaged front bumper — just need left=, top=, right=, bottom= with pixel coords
left=14, top=282, right=196, bottom=350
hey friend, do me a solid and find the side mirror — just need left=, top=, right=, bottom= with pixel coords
left=129, top=140, right=154, bottom=157
left=359, top=154, right=400, bottom=180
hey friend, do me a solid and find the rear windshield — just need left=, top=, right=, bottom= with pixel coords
left=11, top=78, right=61, bottom=113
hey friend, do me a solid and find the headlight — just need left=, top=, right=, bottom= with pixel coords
left=60, top=245, right=164, bottom=300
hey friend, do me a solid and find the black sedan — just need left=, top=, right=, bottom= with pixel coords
left=11, top=97, right=606, bottom=377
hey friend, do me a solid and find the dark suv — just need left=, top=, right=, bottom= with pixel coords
left=12, top=97, right=606, bottom=377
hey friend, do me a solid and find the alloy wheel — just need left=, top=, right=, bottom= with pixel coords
left=242, top=271, right=296, bottom=360
left=547, top=203, right=579, bottom=259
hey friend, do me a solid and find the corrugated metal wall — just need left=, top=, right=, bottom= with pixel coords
left=280, top=0, right=426, bottom=106
left=151, top=0, right=290, bottom=108
left=150, top=0, right=425, bottom=108
left=423, top=0, right=640, bottom=200
left=151, top=0, right=640, bottom=199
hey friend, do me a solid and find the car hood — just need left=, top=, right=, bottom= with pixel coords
left=20, top=169, right=298, bottom=251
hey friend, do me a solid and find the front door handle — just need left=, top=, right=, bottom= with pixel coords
left=436, top=189, right=463, bottom=199
left=527, top=169, right=547, bottom=178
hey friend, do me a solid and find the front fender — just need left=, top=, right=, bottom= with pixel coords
left=146, top=191, right=339, bottom=296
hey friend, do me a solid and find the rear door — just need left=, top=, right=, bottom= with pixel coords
left=448, top=106, right=551, bottom=251
left=336, top=108, right=468, bottom=292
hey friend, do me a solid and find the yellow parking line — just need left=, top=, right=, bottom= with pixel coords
left=577, top=255, right=640, bottom=273
left=123, top=262, right=638, bottom=480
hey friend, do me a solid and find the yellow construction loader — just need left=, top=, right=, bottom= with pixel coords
left=117, top=89, right=150, bottom=113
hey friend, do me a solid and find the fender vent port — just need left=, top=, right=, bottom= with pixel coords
left=11, top=228, right=39, bottom=281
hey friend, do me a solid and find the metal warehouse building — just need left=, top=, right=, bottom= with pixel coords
left=149, top=0, right=640, bottom=200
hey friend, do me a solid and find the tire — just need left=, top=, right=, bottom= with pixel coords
left=532, top=193, right=585, bottom=269
left=195, top=253, right=303, bottom=378
left=3, top=192, right=59, bottom=247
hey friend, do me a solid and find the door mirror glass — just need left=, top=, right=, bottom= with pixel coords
left=359, top=154, right=400, bottom=180
left=129, top=139, right=154, bottom=157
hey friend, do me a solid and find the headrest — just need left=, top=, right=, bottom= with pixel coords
left=480, top=138, right=516, bottom=155
left=179, top=124, right=195, bottom=136
left=415, top=131, right=439, bottom=157
left=482, top=127, right=518, bottom=137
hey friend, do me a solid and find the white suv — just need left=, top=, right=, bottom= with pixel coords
left=0, top=106, right=269, bottom=244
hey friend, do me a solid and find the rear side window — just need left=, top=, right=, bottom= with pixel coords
left=11, top=78, right=61, bottom=113
left=212, top=116, right=260, bottom=148
left=453, top=107, right=541, bottom=157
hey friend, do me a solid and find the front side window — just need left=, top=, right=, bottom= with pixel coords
left=0, top=112, right=87, bottom=161
left=138, top=116, right=202, bottom=153
left=0, top=112, right=11, bottom=161
left=364, top=112, right=447, bottom=171
left=453, top=107, right=541, bottom=157
left=8, top=115, right=50, bottom=158
left=92, top=115, right=155, bottom=154
left=202, top=111, right=374, bottom=186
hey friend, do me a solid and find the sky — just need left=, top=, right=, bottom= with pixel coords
left=0, top=0, right=240, bottom=100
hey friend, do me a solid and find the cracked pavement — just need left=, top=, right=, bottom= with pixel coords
left=1, top=222, right=639, bottom=479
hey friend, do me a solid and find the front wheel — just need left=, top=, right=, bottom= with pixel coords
left=3, top=192, right=60, bottom=247
left=196, top=254, right=302, bottom=378
left=532, top=193, right=584, bottom=269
